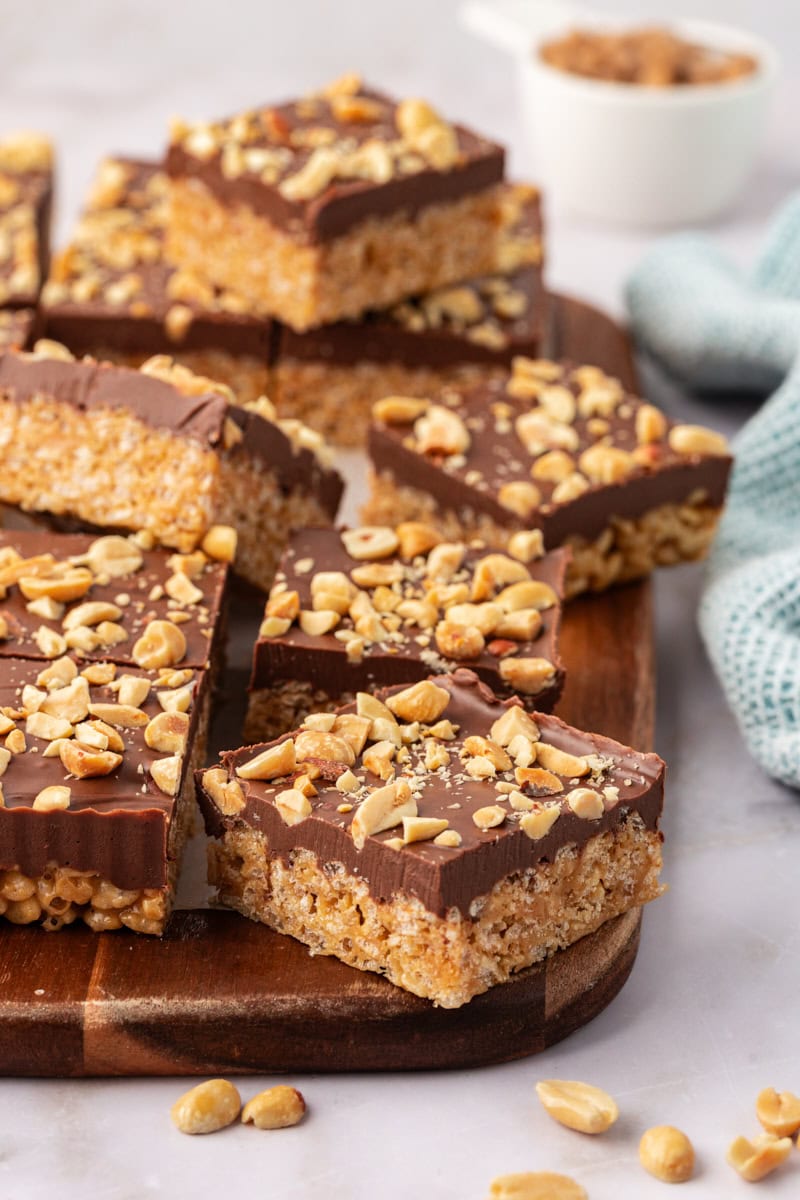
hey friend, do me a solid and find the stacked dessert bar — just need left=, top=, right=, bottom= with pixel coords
left=41, top=76, right=547, bottom=444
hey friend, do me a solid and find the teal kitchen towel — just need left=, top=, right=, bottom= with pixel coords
left=626, top=197, right=800, bottom=788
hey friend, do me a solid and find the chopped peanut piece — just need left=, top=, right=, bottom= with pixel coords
left=567, top=788, right=604, bottom=819
left=535, top=1079, right=619, bottom=1134
left=241, top=1085, right=306, bottom=1130
left=487, top=1172, right=587, bottom=1200
left=491, top=706, right=540, bottom=747
left=351, top=779, right=416, bottom=849
left=520, top=805, right=561, bottom=840
left=237, top=740, right=296, bottom=781
left=639, top=1125, right=695, bottom=1184
left=294, top=730, right=354, bottom=766
left=387, top=680, right=450, bottom=723
left=132, top=620, right=187, bottom=669
left=59, top=741, right=122, bottom=779
left=756, top=1087, right=800, bottom=1138
left=275, top=788, right=313, bottom=826
left=535, top=743, right=590, bottom=778
left=402, top=816, right=449, bottom=844
left=171, top=1079, right=241, bottom=1135
left=151, top=755, right=182, bottom=797
left=201, top=524, right=237, bottom=563
left=32, top=785, right=71, bottom=812
left=341, top=526, right=399, bottom=561
left=472, top=805, right=506, bottom=830
left=727, top=1133, right=792, bottom=1182
left=203, top=768, right=245, bottom=816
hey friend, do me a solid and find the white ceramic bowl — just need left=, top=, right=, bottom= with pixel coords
left=462, top=0, right=779, bottom=227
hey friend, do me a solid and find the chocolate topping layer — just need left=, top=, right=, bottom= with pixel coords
left=0, top=529, right=227, bottom=669
left=369, top=360, right=733, bottom=545
left=252, top=526, right=567, bottom=709
left=0, top=350, right=343, bottom=517
left=198, top=669, right=664, bottom=918
left=278, top=185, right=546, bottom=368
left=43, top=159, right=273, bottom=358
left=0, top=655, right=206, bottom=887
left=167, top=85, right=505, bottom=244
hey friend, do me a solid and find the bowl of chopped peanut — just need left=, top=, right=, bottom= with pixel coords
left=462, top=1, right=778, bottom=226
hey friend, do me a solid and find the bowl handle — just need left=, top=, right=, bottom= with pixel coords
left=460, top=0, right=589, bottom=57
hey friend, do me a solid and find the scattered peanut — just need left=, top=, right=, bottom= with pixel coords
left=755, top=1087, right=800, bottom=1138
left=487, top=1173, right=587, bottom=1200
left=171, top=1079, right=241, bottom=1135
left=241, top=1085, right=306, bottom=1130
left=535, top=1079, right=619, bottom=1134
left=727, top=1133, right=792, bottom=1182
left=639, top=1125, right=695, bottom=1184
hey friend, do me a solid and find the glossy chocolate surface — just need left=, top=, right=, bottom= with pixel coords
left=252, top=527, right=567, bottom=709
left=199, top=669, right=664, bottom=917
left=0, top=529, right=228, bottom=668
left=43, top=159, right=273, bottom=358
left=167, top=86, right=505, bottom=244
left=0, top=655, right=206, bottom=887
left=369, top=363, right=733, bottom=545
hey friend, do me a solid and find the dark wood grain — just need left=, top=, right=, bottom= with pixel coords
left=0, top=293, right=655, bottom=1077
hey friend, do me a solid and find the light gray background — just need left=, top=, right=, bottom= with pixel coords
left=1, top=2, right=799, bottom=1197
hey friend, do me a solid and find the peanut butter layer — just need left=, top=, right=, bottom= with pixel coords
left=368, top=358, right=732, bottom=547
left=42, top=158, right=273, bottom=359
left=0, top=133, right=53, bottom=309
left=167, top=79, right=504, bottom=245
left=278, top=184, right=547, bottom=369
left=254, top=525, right=567, bottom=709
left=0, top=654, right=206, bottom=888
left=199, top=668, right=664, bottom=919
left=0, top=529, right=227, bottom=669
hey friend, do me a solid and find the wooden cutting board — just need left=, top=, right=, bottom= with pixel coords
left=0, top=294, right=655, bottom=1077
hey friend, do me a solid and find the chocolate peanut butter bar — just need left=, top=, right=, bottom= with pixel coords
left=0, top=529, right=228, bottom=670
left=0, top=654, right=208, bottom=934
left=42, top=158, right=272, bottom=406
left=363, top=358, right=732, bottom=596
left=0, top=133, right=53, bottom=310
left=165, top=75, right=508, bottom=331
left=198, top=669, right=665, bottom=1008
left=0, top=345, right=343, bottom=591
left=247, top=523, right=567, bottom=743
left=270, top=184, right=548, bottom=445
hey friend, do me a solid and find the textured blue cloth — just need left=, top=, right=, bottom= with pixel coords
left=626, top=198, right=800, bottom=788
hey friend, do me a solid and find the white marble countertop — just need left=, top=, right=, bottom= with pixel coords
left=2, top=2, right=800, bottom=1196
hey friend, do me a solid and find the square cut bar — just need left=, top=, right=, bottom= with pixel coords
left=363, top=358, right=733, bottom=597
left=0, top=653, right=209, bottom=934
left=42, top=158, right=273, bottom=406
left=270, top=184, right=548, bottom=445
left=246, top=523, right=567, bottom=743
left=0, top=133, right=53, bottom=309
left=0, top=528, right=228, bottom=671
left=0, top=345, right=343, bottom=591
left=198, top=669, right=665, bottom=1008
left=165, top=76, right=507, bottom=330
